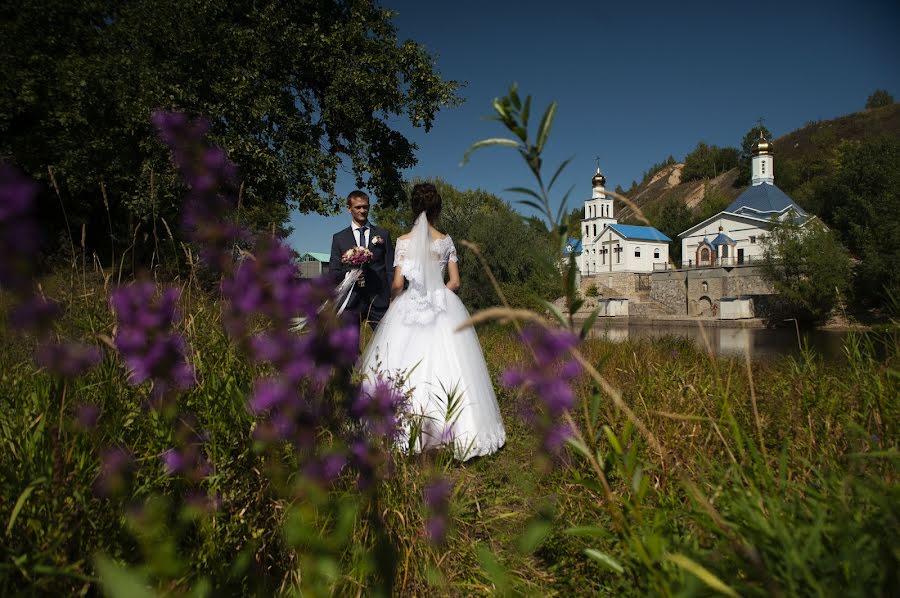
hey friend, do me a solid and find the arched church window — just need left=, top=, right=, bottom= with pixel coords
left=634, top=248, right=641, bottom=258
left=762, top=161, right=766, bottom=174
left=593, top=224, right=596, bottom=236
left=702, top=281, right=708, bottom=292
left=654, top=249, right=660, bottom=259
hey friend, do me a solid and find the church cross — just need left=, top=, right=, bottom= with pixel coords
left=594, top=156, right=601, bottom=170
left=756, top=116, right=766, bottom=137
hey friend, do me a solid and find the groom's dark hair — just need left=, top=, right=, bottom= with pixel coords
left=410, top=183, right=442, bottom=223
left=346, top=190, right=369, bottom=206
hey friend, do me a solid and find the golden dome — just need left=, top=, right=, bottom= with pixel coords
left=751, top=133, right=774, bottom=156
left=592, top=167, right=606, bottom=187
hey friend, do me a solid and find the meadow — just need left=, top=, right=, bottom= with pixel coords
left=2, top=104, right=898, bottom=597
left=1, top=266, right=897, bottom=596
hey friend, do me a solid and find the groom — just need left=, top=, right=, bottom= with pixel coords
left=328, top=190, right=394, bottom=331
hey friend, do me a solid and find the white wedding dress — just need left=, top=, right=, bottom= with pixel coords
left=359, top=214, right=506, bottom=460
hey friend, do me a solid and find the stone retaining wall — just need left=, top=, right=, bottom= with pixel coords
left=650, top=265, right=776, bottom=316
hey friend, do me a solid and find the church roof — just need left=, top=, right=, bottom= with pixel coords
left=562, top=238, right=583, bottom=254
left=725, top=183, right=806, bottom=217
left=607, top=224, right=671, bottom=243
left=711, top=233, right=736, bottom=246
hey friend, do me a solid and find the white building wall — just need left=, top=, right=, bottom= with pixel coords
left=680, top=215, right=769, bottom=267
left=622, top=241, right=668, bottom=272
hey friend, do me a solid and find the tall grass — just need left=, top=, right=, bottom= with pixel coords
left=1, top=272, right=896, bottom=595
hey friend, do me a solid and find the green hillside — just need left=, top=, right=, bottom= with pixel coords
left=618, top=102, right=900, bottom=224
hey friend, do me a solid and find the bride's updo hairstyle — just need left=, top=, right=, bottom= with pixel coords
left=410, top=183, right=442, bottom=223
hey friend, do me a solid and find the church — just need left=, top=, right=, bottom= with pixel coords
left=567, top=167, right=671, bottom=276
left=678, top=132, right=811, bottom=267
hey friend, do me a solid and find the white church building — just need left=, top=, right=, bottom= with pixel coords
left=679, top=133, right=811, bottom=268
left=576, top=168, right=671, bottom=275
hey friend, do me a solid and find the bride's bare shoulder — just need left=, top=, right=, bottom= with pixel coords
left=397, top=233, right=411, bottom=241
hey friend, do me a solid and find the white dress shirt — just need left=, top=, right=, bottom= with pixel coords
left=350, top=221, right=370, bottom=247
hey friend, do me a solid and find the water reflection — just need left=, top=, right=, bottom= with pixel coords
left=588, top=322, right=856, bottom=361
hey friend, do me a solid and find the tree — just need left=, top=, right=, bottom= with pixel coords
left=761, top=219, right=852, bottom=324
left=736, top=124, right=773, bottom=186
left=372, top=178, right=558, bottom=311
left=564, top=206, right=583, bottom=240
left=865, top=89, right=894, bottom=110
left=682, top=142, right=739, bottom=182
left=0, top=0, right=459, bottom=263
left=651, top=198, right=694, bottom=265
left=805, top=138, right=900, bottom=306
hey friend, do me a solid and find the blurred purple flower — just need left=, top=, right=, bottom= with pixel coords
left=424, top=477, right=453, bottom=544
left=304, top=453, right=348, bottom=485
left=35, top=341, right=101, bottom=378
left=0, top=163, right=41, bottom=295
left=502, top=326, right=582, bottom=455
left=75, top=403, right=101, bottom=430
left=152, top=110, right=243, bottom=272
left=9, top=295, right=60, bottom=335
left=249, top=377, right=299, bottom=414
left=543, top=422, right=574, bottom=454
left=94, top=447, right=132, bottom=497
left=349, top=438, right=380, bottom=490
left=222, top=239, right=331, bottom=334
left=249, top=332, right=316, bottom=383
left=110, top=282, right=195, bottom=398
left=426, top=516, right=448, bottom=545
left=353, top=376, right=408, bottom=440
left=161, top=448, right=185, bottom=475
left=160, top=416, right=214, bottom=482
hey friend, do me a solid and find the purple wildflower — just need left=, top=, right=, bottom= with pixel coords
left=222, top=239, right=330, bottom=334
left=352, top=376, right=408, bottom=440
left=160, top=448, right=185, bottom=475
left=152, top=111, right=244, bottom=272
left=0, top=163, right=41, bottom=295
left=35, top=341, right=101, bottom=378
left=110, top=282, right=195, bottom=398
left=75, top=403, right=101, bottom=430
left=349, top=438, right=382, bottom=490
left=304, top=453, right=348, bottom=485
left=160, top=416, right=214, bottom=482
left=249, top=377, right=299, bottom=414
left=423, top=477, right=453, bottom=544
left=94, top=447, right=133, bottom=497
left=503, top=326, right=582, bottom=455
left=249, top=332, right=316, bottom=383
left=9, top=295, right=61, bottom=335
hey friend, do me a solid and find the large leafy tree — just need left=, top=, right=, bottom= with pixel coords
left=1, top=0, right=459, bottom=262
left=865, top=89, right=894, bottom=110
left=373, top=178, right=558, bottom=311
left=649, top=198, right=694, bottom=265
left=681, top=142, right=739, bottom=182
left=761, top=219, right=852, bottom=324
left=805, top=138, right=900, bottom=306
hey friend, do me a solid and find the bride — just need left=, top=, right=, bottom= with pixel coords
left=359, top=183, right=505, bottom=460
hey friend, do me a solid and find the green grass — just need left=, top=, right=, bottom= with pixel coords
left=1, top=273, right=898, bottom=596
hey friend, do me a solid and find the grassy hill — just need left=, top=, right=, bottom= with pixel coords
left=616, top=102, right=900, bottom=225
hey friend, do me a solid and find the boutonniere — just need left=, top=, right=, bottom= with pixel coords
left=371, top=235, right=384, bottom=246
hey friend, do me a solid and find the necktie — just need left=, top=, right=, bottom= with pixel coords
left=357, top=226, right=367, bottom=247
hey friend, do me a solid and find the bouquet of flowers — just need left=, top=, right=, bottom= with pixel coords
left=342, top=246, right=374, bottom=286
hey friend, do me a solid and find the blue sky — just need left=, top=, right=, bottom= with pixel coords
left=288, top=0, right=900, bottom=255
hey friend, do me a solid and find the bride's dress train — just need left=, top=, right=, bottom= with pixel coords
left=359, top=216, right=505, bottom=460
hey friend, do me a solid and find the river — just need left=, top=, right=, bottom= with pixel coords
left=587, top=321, right=869, bottom=362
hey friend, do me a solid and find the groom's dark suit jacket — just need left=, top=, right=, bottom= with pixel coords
left=328, top=223, right=394, bottom=319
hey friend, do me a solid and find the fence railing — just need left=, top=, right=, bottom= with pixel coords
left=679, top=255, right=768, bottom=270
